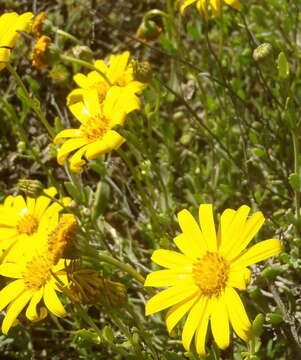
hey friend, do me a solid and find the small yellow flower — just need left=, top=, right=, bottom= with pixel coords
left=54, top=86, right=135, bottom=173
left=145, top=204, right=282, bottom=354
left=31, top=12, right=47, bottom=38
left=0, top=254, right=69, bottom=334
left=0, top=187, right=71, bottom=262
left=67, top=51, right=145, bottom=114
left=32, top=35, right=52, bottom=69
left=0, top=12, right=34, bottom=71
left=177, top=0, right=241, bottom=17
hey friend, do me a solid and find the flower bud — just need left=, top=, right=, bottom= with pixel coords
left=72, top=45, right=94, bottom=62
left=18, top=179, right=43, bottom=198
left=136, top=19, right=162, bottom=43
left=253, top=43, right=274, bottom=64
left=132, top=60, right=152, bottom=83
left=252, top=313, right=264, bottom=337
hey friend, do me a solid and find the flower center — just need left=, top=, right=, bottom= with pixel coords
left=22, top=256, right=51, bottom=290
left=48, top=214, right=77, bottom=264
left=90, top=81, right=109, bottom=103
left=192, top=252, right=229, bottom=297
left=80, top=114, right=109, bottom=141
left=16, top=213, right=39, bottom=235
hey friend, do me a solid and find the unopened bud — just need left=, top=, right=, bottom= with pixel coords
left=32, top=35, right=54, bottom=69
left=18, top=179, right=43, bottom=198
left=132, top=60, right=152, bottom=83
left=136, top=19, right=162, bottom=43
left=252, top=314, right=264, bottom=337
left=253, top=43, right=274, bottom=64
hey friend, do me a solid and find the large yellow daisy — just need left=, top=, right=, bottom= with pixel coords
left=0, top=12, right=34, bottom=71
left=178, top=0, right=241, bottom=16
left=67, top=51, right=145, bottom=113
left=145, top=204, right=282, bottom=354
left=0, top=187, right=71, bottom=262
left=0, top=254, right=69, bottom=334
left=54, top=86, right=137, bottom=173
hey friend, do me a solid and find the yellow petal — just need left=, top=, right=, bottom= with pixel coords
left=227, top=268, right=251, bottom=290
left=66, top=88, right=85, bottom=107
left=0, top=279, right=24, bottom=311
left=68, top=102, right=91, bottom=123
left=231, top=239, right=282, bottom=269
left=0, top=48, right=11, bottom=64
left=173, top=234, right=203, bottom=260
left=177, top=209, right=207, bottom=256
left=144, top=269, right=194, bottom=287
left=85, top=130, right=125, bottom=160
left=210, top=294, right=230, bottom=350
left=2, top=290, right=32, bottom=334
left=225, top=287, right=251, bottom=341
left=57, top=138, right=89, bottom=165
left=195, top=299, right=211, bottom=355
left=82, top=88, right=101, bottom=116
left=224, top=0, right=242, bottom=10
left=151, top=249, right=193, bottom=268
left=180, top=0, right=197, bottom=13
left=227, top=211, right=265, bottom=261
left=69, top=145, right=90, bottom=173
left=182, top=296, right=208, bottom=351
left=145, top=283, right=199, bottom=316
left=219, top=205, right=250, bottom=256
left=43, top=283, right=66, bottom=317
left=217, top=208, right=236, bottom=248
left=26, top=288, right=44, bottom=321
left=0, top=263, right=22, bottom=278
left=165, top=295, right=196, bottom=334
left=73, top=73, right=90, bottom=88
left=107, top=51, right=130, bottom=83
left=199, top=204, right=217, bottom=252
left=54, top=129, right=83, bottom=144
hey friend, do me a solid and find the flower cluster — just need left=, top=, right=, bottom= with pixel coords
left=54, top=51, right=146, bottom=173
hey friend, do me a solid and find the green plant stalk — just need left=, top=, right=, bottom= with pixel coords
left=96, top=252, right=145, bottom=285
left=59, top=54, right=112, bottom=85
left=74, top=303, right=103, bottom=339
left=6, top=63, right=55, bottom=138
left=292, top=131, right=300, bottom=230
left=55, top=28, right=82, bottom=44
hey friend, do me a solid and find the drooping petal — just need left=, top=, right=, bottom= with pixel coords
left=53, top=129, right=83, bottom=144
left=198, top=204, right=217, bottom=252
left=57, top=138, right=89, bottom=165
left=145, top=283, right=199, bottom=316
left=144, top=269, right=194, bottom=287
left=210, top=293, right=230, bottom=350
left=25, top=288, right=44, bottom=321
left=182, top=296, right=208, bottom=351
left=177, top=209, right=206, bottom=256
left=69, top=144, right=90, bottom=173
left=0, top=279, right=25, bottom=311
left=43, top=283, right=66, bottom=318
left=195, top=299, right=211, bottom=355
left=180, top=0, right=197, bottom=13
left=225, top=287, right=251, bottom=341
left=166, top=295, right=197, bottom=334
left=231, top=239, right=282, bottom=269
left=2, top=290, right=32, bottom=334
left=224, top=0, right=242, bottom=10
left=151, top=249, right=193, bottom=268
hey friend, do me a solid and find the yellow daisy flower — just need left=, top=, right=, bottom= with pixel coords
left=178, top=0, right=241, bottom=17
left=67, top=51, right=145, bottom=113
left=0, top=254, right=69, bottom=334
left=0, top=187, right=71, bottom=262
left=0, top=12, right=34, bottom=71
left=54, top=86, right=135, bottom=173
left=145, top=204, right=282, bottom=354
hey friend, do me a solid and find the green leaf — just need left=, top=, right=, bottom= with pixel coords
left=277, top=52, right=289, bottom=79
left=289, top=173, right=300, bottom=191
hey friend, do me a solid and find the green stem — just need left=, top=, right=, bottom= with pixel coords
left=96, top=252, right=145, bottom=284
left=55, top=28, right=82, bottom=44
left=74, top=303, right=102, bottom=338
left=292, top=131, right=300, bottom=230
left=6, top=63, right=55, bottom=138
left=143, top=9, right=170, bottom=22
left=59, top=54, right=112, bottom=86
